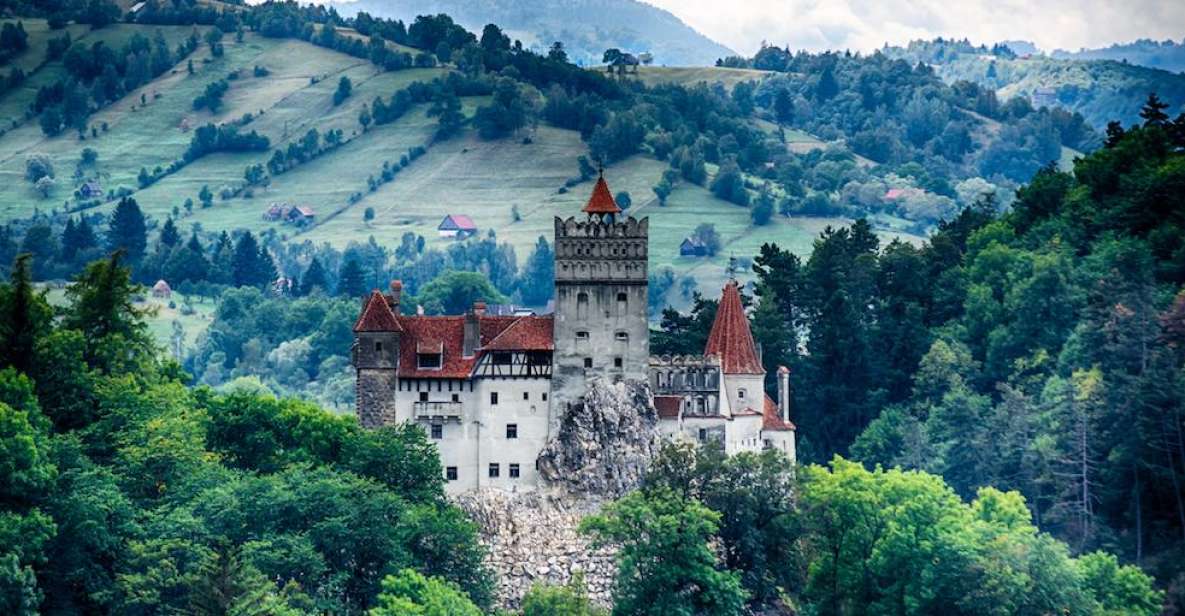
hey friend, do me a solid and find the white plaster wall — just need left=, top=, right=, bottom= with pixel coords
left=395, top=377, right=552, bottom=494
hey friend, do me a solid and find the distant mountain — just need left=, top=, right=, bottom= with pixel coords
left=1051, top=39, right=1185, bottom=74
left=328, top=0, right=733, bottom=67
left=885, top=38, right=1185, bottom=129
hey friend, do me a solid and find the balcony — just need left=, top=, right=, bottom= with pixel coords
left=413, top=401, right=462, bottom=419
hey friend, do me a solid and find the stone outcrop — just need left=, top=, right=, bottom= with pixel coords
left=536, top=378, right=661, bottom=498
left=456, top=490, right=616, bottom=609
left=456, top=378, right=662, bottom=609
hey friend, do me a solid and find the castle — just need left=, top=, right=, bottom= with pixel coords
left=352, top=175, right=795, bottom=493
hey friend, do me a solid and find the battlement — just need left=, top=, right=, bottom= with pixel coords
left=554, top=215, right=649, bottom=240
left=554, top=215, right=648, bottom=283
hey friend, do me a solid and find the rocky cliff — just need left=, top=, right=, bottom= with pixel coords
left=456, top=378, right=661, bottom=609
left=536, top=378, right=661, bottom=498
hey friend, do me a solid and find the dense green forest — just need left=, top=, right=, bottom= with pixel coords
left=655, top=97, right=1185, bottom=611
left=0, top=251, right=1165, bottom=614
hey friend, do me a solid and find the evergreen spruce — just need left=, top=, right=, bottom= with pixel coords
left=300, top=258, right=329, bottom=296
left=337, top=258, right=366, bottom=298
left=108, top=197, right=147, bottom=258
left=159, top=217, right=181, bottom=248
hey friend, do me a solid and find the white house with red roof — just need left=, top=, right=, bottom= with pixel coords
left=437, top=214, right=477, bottom=239
left=353, top=175, right=794, bottom=494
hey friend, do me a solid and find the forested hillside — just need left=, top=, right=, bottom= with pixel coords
left=654, top=98, right=1185, bottom=611
left=881, top=37, right=1185, bottom=129
left=330, top=0, right=734, bottom=66
left=0, top=0, right=1182, bottom=613
left=1053, top=38, right=1185, bottom=74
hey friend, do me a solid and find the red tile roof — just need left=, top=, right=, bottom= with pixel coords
left=353, top=290, right=403, bottom=332
left=392, top=314, right=554, bottom=378
left=582, top=176, right=622, bottom=215
left=439, top=214, right=477, bottom=231
left=705, top=281, right=764, bottom=375
left=481, top=316, right=554, bottom=351
left=654, top=395, right=682, bottom=419
left=763, top=394, right=795, bottom=431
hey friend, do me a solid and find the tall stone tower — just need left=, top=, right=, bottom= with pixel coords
left=551, top=173, right=650, bottom=417
left=352, top=284, right=403, bottom=428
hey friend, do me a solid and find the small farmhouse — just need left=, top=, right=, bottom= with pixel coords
left=151, top=279, right=171, bottom=299
left=438, top=214, right=477, bottom=239
left=680, top=237, right=707, bottom=257
left=78, top=179, right=103, bottom=200
left=286, top=206, right=315, bottom=227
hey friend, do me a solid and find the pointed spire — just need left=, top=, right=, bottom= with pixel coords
left=704, top=280, right=764, bottom=374
left=353, top=289, right=403, bottom=332
left=582, top=170, right=622, bottom=216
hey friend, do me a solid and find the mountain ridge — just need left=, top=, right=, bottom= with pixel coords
left=327, top=0, right=734, bottom=66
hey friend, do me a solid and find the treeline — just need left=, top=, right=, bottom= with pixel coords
left=34, top=29, right=200, bottom=136
left=0, top=252, right=492, bottom=614
left=654, top=98, right=1185, bottom=607
left=577, top=444, right=1161, bottom=616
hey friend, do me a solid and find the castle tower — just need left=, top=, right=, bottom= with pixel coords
left=551, top=173, right=649, bottom=415
left=352, top=284, right=403, bottom=428
left=704, top=280, right=765, bottom=416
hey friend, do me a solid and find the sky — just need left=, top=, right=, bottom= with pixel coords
left=641, top=0, right=1185, bottom=55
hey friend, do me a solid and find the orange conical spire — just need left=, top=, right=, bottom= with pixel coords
left=582, top=170, right=622, bottom=216
left=704, top=281, right=764, bottom=374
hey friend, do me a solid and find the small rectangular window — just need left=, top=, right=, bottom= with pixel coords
left=418, top=353, right=442, bottom=369
left=431, top=424, right=442, bottom=439
left=490, top=392, right=499, bottom=405
left=523, top=391, right=529, bottom=400
left=614, top=357, right=623, bottom=368
left=446, top=467, right=457, bottom=481
left=488, top=463, right=500, bottom=478
left=698, top=428, right=707, bottom=442
left=375, top=341, right=383, bottom=352
left=615, top=331, right=629, bottom=342
left=506, top=424, right=518, bottom=439
left=576, top=331, right=590, bottom=340
left=509, top=463, right=520, bottom=478
left=419, top=391, right=428, bottom=402
left=584, top=358, right=593, bottom=368
left=542, top=392, right=548, bottom=401
left=451, top=393, right=460, bottom=402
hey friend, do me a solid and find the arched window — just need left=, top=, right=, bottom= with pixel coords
left=738, top=388, right=746, bottom=400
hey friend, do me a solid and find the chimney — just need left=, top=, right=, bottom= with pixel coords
left=389, top=280, right=403, bottom=307
left=777, top=365, right=791, bottom=423
left=463, top=303, right=483, bottom=357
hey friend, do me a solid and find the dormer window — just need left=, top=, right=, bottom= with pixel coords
left=417, top=353, right=442, bottom=369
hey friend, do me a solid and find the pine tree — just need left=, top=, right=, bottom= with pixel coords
left=159, top=217, right=180, bottom=248
left=59, top=218, right=79, bottom=263
left=0, top=254, right=52, bottom=374
left=108, top=196, right=147, bottom=258
left=231, top=232, right=274, bottom=288
left=300, top=257, right=329, bottom=296
left=1139, top=92, right=1170, bottom=126
left=337, top=258, right=366, bottom=298
left=62, top=251, right=152, bottom=371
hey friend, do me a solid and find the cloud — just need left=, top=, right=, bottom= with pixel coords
left=642, top=0, right=1185, bottom=55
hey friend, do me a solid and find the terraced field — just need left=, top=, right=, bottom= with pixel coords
left=0, top=26, right=924, bottom=309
